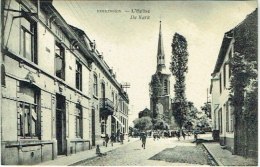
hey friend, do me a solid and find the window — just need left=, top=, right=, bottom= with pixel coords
left=229, top=49, right=232, bottom=76
left=76, top=61, right=82, bottom=91
left=230, top=110, right=234, bottom=132
left=164, top=80, right=168, bottom=94
left=218, top=108, right=222, bottom=133
left=76, top=104, right=83, bottom=138
left=1, top=64, right=5, bottom=87
left=223, top=65, right=226, bottom=88
left=21, top=12, right=37, bottom=64
left=101, top=83, right=105, bottom=98
left=112, top=92, right=114, bottom=102
left=18, top=83, right=40, bottom=139
left=93, top=74, right=98, bottom=96
left=226, top=102, right=229, bottom=132
left=115, top=94, right=118, bottom=110
left=101, top=121, right=106, bottom=135
left=219, top=74, right=222, bottom=94
left=55, top=43, right=65, bottom=80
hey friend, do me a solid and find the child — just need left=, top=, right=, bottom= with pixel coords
left=96, top=145, right=106, bottom=156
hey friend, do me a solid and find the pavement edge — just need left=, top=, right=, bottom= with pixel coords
left=202, top=143, right=224, bottom=166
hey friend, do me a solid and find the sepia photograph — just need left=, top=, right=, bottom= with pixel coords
left=0, top=0, right=258, bottom=166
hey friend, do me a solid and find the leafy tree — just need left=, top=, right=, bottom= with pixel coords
left=150, top=74, right=162, bottom=125
left=229, top=9, right=257, bottom=157
left=201, top=102, right=211, bottom=119
left=230, top=52, right=257, bottom=155
left=133, top=117, right=152, bottom=131
left=154, top=116, right=169, bottom=130
left=184, top=101, right=200, bottom=131
left=170, top=33, right=189, bottom=129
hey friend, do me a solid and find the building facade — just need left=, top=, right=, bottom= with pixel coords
left=210, top=9, right=257, bottom=157
left=149, top=21, right=174, bottom=128
left=1, top=0, right=129, bottom=165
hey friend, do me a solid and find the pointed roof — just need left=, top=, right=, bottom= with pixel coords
left=157, top=21, right=164, bottom=56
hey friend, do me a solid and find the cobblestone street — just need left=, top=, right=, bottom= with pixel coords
left=79, top=137, right=211, bottom=166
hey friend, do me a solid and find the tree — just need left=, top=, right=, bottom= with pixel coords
left=150, top=74, right=162, bottom=126
left=154, top=116, right=169, bottom=130
left=230, top=52, right=257, bottom=155
left=201, top=102, right=211, bottom=119
left=133, top=117, right=152, bottom=131
left=170, top=33, right=189, bottom=129
left=184, top=101, right=200, bottom=131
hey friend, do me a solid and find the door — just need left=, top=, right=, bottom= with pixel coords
left=91, top=108, right=95, bottom=146
left=56, top=94, right=66, bottom=155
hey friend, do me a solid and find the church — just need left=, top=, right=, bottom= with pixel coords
left=149, top=21, right=176, bottom=129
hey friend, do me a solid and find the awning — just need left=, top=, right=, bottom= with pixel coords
left=112, top=115, right=125, bottom=128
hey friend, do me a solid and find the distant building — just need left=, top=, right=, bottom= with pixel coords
left=149, top=22, right=175, bottom=129
left=138, top=108, right=151, bottom=118
left=210, top=9, right=257, bottom=158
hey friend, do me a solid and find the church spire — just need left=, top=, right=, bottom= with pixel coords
left=157, top=21, right=165, bottom=72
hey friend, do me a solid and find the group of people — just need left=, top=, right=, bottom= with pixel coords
left=96, top=130, right=126, bottom=156
left=104, top=130, right=125, bottom=147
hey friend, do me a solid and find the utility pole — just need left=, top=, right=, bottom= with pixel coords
left=207, top=88, right=208, bottom=104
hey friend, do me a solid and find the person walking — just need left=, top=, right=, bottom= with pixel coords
left=120, top=133, right=124, bottom=144
left=110, top=133, right=115, bottom=146
left=177, top=130, right=181, bottom=141
left=105, top=134, right=109, bottom=147
left=182, top=130, right=186, bottom=140
left=117, top=129, right=120, bottom=142
left=140, top=132, right=147, bottom=149
left=153, top=132, right=156, bottom=141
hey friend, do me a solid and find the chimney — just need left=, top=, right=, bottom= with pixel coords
left=109, top=68, right=113, bottom=74
left=98, top=52, right=103, bottom=59
left=113, top=72, right=116, bottom=78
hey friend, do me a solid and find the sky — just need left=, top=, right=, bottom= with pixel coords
left=52, top=0, right=257, bottom=126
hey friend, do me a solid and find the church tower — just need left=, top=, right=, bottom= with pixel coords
left=150, top=21, right=174, bottom=129
left=157, top=21, right=166, bottom=73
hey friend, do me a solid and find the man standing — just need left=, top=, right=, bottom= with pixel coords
left=140, top=132, right=147, bottom=149
left=117, top=129, right=120, bottom=142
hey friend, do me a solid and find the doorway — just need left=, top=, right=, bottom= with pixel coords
left=56, top=94, right=66, bottom=155
left=91, top=108, right=95, bottom=146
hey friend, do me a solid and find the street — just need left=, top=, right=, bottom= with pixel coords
left=79, top=135, right=215, bottom=166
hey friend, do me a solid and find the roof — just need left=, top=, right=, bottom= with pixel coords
left=157, top=21, right=164, bottom=57
left=212, top=8, right=257, bottom=75
left=212, top=33, right=233, bottom=74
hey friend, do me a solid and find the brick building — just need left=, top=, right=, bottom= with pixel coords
left=149, top=21, right=175, bottom=129
left=1, top=0, right=129, bottom=165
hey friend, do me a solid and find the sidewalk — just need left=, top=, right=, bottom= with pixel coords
left=36, top=138, right=139, bottom=166
left=203, top=142, right=257, bottom=166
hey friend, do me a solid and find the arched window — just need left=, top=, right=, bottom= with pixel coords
left=1, top=64, right=6, bottom=87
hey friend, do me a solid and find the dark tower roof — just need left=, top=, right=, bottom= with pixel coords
left=157, top=21, right=164, bottom=57
left=156, top=21, right=167, bottom=73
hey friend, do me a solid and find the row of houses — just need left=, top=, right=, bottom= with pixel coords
left=1, top=0, right=129, bottom=165
left=210, top=8, right=257, bottom=158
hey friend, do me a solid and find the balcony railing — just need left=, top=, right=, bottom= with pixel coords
left=99, top=98, right=114, bottom=116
